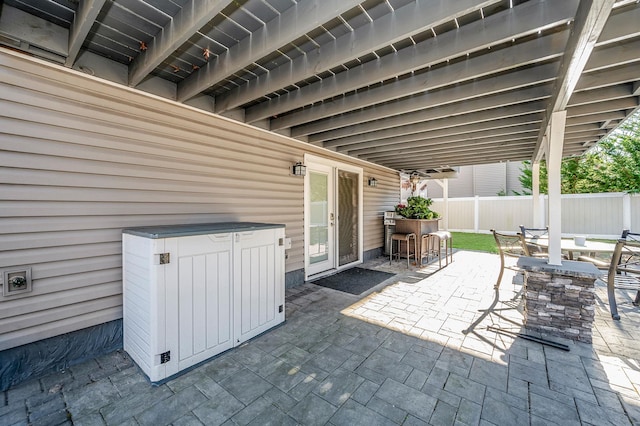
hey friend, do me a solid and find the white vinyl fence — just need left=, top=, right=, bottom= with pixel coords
left=432, top=192, right=640, bottom=239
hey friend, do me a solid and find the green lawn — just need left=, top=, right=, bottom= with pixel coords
left=451, top=232, right=498, bottom=254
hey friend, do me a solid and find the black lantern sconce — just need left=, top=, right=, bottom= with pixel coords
left=368, top=177, right=378, bottom=187
left=292, top=162, right=307, bottom=176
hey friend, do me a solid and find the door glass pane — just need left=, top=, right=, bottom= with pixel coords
left=309, top=172, right=329, bottom=265
left=338, top=170, right=359, bottom=266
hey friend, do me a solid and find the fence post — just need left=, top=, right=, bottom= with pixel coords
left=623, top=193, right=631, bottom=230
left=474, top=196, right=479, bottom=233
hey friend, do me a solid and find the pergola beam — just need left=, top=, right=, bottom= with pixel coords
left=384, top=148, right=536, bottom=169
left=574, top=62, right=640, bottom=92
left=564, top=123, right=604, bottom=134
left=566, top=97, right=637, bottom=118
left=379, top=143, right=537, bottom=166
left=406, top=154, right=533, bottom=169
left=243, top=0, right=578, bottom=123
left=214, top=0, right=499, bottom=115
left=275, top=32, right=567, bottom=131
left=350, top=125, right=540, bottom=158
left=585, top=38, right=640, bottom=72
left=359, top=133, right=538, bottom=162
left=595, top=2, right=640, bottom=46
left=532, top=0, right=616, bottom=162
left=568, top=85, right=633, bottom=106
left=178, top=0, right=362, bottom=103
left=314, top=86, right=550, bottom=144
left=65, top=0, right=106, bottom=67
left=566, top=110, right=625, bottom=126
left=128, top=0, right=228, bottom=87
left=278, top=10, right=637, bottom=133
left=322, top=102, right=546, bottom=148
left=294, top=63, right=558, bottom=138
left=339, top=114, right=543, bottom=154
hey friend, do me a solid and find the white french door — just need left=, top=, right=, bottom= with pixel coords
left=306, top=163, right=335, bottom=277
left=304, top=155, right=363, bottom=280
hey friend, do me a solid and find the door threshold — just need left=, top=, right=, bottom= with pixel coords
left=306, top=269, right=338, bottom=282
left=306, top=261, right=363, bottom=282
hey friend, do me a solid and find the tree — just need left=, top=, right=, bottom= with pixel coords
left=593, top=112, right=640, bottom=193
left=516, top=111, right=640, bottom=194
left=514, top=161, right=547, bottom=195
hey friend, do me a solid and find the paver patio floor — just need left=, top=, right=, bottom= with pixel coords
left=2, top=250, right=639, bottom=425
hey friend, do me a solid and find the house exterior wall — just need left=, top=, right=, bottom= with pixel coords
left=0, top=50, right=399, bottom=353
left=506, top=161, right=525, bottom=195
left=473, top=163, right=507, bottom=196
left=427, top=161, right=525, bottom=198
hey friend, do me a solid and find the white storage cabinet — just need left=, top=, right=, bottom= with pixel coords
left=122, top=222, right=285, bottom=382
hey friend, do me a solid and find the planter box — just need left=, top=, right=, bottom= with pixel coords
left=393, top=218, right=440, bottom=259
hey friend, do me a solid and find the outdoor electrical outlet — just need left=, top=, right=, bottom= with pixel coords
left=3, top=267, right=32, bottom=296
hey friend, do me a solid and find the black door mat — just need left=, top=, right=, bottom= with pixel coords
left=310, top=268, right=396, bottom=295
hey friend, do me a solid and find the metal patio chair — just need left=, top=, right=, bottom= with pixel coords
left=607, top=230, right=640, bottom=320
left=519, top=225, right=549, bottom=257
left=492, top=230, right=530, bottom=290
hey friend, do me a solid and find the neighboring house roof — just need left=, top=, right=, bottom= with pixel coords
left=1, top=0, right=639, bottom=171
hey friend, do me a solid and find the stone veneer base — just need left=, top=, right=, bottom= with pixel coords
left=517, top=257, right=601, bottom=343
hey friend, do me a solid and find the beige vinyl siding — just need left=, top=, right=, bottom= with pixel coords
left=473, top=163, right=506, bottom=197
left=0, top=50, right=398, bottom=351
left=427, top=161, right=524, bottom=198
left=449, top=169, right=474, bottom=198
left=506, top=161, right=525, bottom=195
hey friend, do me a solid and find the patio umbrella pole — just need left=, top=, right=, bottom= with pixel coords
left=486, top=326, right=570, bottom=351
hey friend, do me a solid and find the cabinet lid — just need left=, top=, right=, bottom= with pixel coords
left=123, top=222, right=285, bottom=239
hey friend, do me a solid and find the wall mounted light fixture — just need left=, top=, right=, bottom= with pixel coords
left=368, top=177, right=378, bottom=187
left=292, top=162, right=307, bottom=176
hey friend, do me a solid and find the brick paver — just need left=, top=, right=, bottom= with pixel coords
left=2, top=250, right=639, bottom=425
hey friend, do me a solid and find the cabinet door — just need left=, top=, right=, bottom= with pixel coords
left=164, top=233, right=234, bottom=375
left=234, top=228, right=285, bottom=345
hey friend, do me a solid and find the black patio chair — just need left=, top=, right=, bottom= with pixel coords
left=607, top=230, right=640, bottom=320
left=492, top=230, right=530, bottom=290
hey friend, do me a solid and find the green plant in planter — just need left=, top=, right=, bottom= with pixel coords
left=395, top=196, right=440, bottom=219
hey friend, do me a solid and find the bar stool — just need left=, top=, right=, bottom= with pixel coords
left=428, top=231, right=453, bottom=268
left=420, top=234, right=439, bottom=265
left=390, top=233, right=417, bottom=267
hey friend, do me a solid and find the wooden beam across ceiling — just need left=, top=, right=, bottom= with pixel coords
left=278, top=31, right=569, bottom=132
left=322, top=101, right=547, bottom=149
left=315, top=85, right=550, bottom=144
left=215, top=0, right=499, bottom=115
left=128, top=0, right=229, bottom=87
left=177, top=0, right=364, bottom=103
left=338, top=113, right=544, bottom=154
left=350, top=125, right=541, bottom=159
left=532, top=0, right=616, bottom=162
left=65, top=0, right=106, bottom=67
left=243, top=0, right=578, bottom=124
left=299, top=63, right=557, bottom=139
